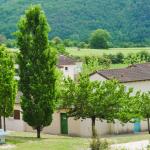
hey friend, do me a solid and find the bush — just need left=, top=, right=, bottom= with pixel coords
left=103, top=53, right=124, bottom=64
left=90, top=29, right=111, bottom=49
left=137, top=51, right=150, bottom=62
left=90, top=138, right=110, bottom=150
left=84, top=56, right=111, bottom=69
left=115, top=52, right=124, bottom=64
left=51, top=36, right=62, bottom=45
left=77, top=42, right=86, bottom=48
left=98, top=57, right=111, bottom=69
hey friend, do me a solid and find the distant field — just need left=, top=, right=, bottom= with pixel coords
left=110, top=64, right=128, bottom=69
left=67, top=47, right=150, bottom=57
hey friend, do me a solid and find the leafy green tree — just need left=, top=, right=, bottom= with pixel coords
left=83, top=56, right=111, bottom=74
left=61, top=74, right=134, bottom=137
left=16, top=5, right=57, bottom=138
left=138, top=92, right=150, bottom=134
left=124, top=53, right=145, bottom=65
left=0, top=45, right=17, bottom=130
left=51, top=36, right=62, bottom=45
left=90, top=29, right=111, bottom=49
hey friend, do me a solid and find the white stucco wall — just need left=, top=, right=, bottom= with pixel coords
left=124, top=81, right=150, bottom=93
left=89, top=73, right=150, bottom=136
left=60, top=65, right=76, bottom=80
left=68, top=118, right=80, bottom=136
left=25, top=112, right=61, bottom=135
left=4, top=104, right=25, bottom=131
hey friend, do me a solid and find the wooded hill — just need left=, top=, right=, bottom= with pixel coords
left=0, top=0, right=150, bottom=46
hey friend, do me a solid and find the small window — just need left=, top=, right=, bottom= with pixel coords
left=14, top=110, right=20, bottom=120
left=65, top=67, right=68, bottom=71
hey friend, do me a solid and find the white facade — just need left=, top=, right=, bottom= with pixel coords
left=59, top=62, right=82, bottom=80
left=59, top=65, right=76, bottom=80
left=4, top=64, right=150, bottom=137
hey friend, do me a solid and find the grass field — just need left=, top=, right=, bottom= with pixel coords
left=1, top=131, right=150, bottom=150
left=67, top=47, right=150, bottom=57
left=110, top=64, right=128, bottom=69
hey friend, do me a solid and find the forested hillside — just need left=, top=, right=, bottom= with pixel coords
left=0, top=0, right=150, bottom=46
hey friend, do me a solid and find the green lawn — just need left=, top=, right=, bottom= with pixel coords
left=1, top=131, right=150, bottom=150
left=67, top=47, right=150, bottom=57
left=110, top=64, right=128, bottom=69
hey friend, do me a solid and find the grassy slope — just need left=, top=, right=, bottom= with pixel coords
left=67, top=47, right=150, bottom=57
left=3, top=131, right=150, bottom=150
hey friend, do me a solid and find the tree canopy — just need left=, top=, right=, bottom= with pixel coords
left=0, top=45, right=17, bottom=130
left=90, top=29, right=111, bottom=49
left=16, top=5, right=57, bottom=138
left=61, top=74, right=136, bottom=137
left=0, top=0, right=150, bottom=46
left=138, top=92, right=150, bottom=134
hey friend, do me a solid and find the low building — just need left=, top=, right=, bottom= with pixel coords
left=3, top=62, right=150, bottom=137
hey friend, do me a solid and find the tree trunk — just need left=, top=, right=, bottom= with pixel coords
left=3, top=115, right=6, bottom=131
left=147, top=118, right=150, bottom=134
left=0, top=116, right=1, bottom=129
left=37, top=127, right=41, bottom=138
left=91, top=116, right=96, bottom=138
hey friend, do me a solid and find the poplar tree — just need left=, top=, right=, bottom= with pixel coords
left=0, top=45, right=17, bottom=130
left=16, top=5, right=57, bottom=138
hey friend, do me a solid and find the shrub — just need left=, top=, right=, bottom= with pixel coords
left=51, top=36, right=62, bottom=45
left=90, top=29, right=111, bottom=49
left=98, top=57, right=111, bottom=69
left=102, top=53, right=124, bottom=64
left=84, top=56, right=111, bottom=69
left=115, top=52, right=124, bottom=64
left=137, top=51, right=150, bottom=62
left=77, top=42, right=86, bottom=48
left=90, top=138, right=110, bottom=150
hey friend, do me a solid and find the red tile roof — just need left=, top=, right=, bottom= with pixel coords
left=92, top=63, right=150, bottom=83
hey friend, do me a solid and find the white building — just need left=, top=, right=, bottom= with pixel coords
left=3, top=62, right=150, bottom=137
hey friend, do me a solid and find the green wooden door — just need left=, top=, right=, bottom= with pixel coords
left=60, top=113, right=68, bottom=134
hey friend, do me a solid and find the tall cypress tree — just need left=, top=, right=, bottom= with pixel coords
left=16, top=5, right=57, bottom=138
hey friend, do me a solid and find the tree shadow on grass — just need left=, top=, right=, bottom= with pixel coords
left=6, top=136, right=48, bottom=144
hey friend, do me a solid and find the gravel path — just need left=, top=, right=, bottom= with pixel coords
left=111, top=140, right=149, bottom=150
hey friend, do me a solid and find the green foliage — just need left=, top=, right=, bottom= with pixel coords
left=16, top=5, right=57, bottom=138
left=51, top=36, right=62, bottom=45
left=0, top=0, right=150, bottom=46
left=140, top=92, right=150, bottom=118
left=138, top=92, right=150, bottom=134
left=0, top=45, right=17, bottom=129
left=90, top=138, right=109, bottom=150
left=50, top=36, right=67, bottom=54
left=90, top=29, right=111, bottom=49
left=103, top=53, right=125, bottom=64
left=63, top=39, right=78, bottom=47
left=124, top=53, right=146, bottom=65
left=61, top=74, right=135, bottom=136
left=83, top=56, right=111, bottom=74
left=5, top=39, right=17, bottom=48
